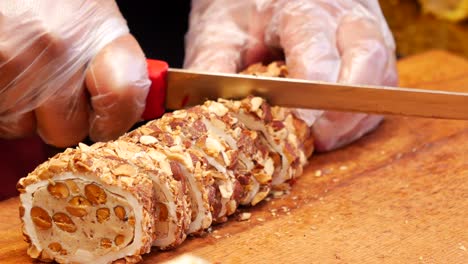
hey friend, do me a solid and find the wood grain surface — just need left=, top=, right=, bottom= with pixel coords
left=1, top=50, right=467, bottom=264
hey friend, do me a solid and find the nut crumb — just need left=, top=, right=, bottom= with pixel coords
left=256, top=217, right=265, bottom=222
left=139, top=135, right=158, bottom=145
left=459, top=243, right=467, bottom=251
left=272, top=191, right=284, bottom=198
left=213, top=235, right=222, bottom=239
left=314, top=170, right=322, bottom=177
left=339, top=166, right=348, bottom=171
left=238, top=212, right=251, bottom=221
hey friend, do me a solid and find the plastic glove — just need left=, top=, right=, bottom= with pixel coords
left=184, top=0, right=398, bottom=152
left=0, top=0, right=151, bottom=147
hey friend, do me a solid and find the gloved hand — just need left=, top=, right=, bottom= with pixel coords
left=0, top=0, right=151, bottom=147
left=184, top=0, right=398, bottom=152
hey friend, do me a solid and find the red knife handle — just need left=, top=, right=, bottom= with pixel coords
left=141, top=59, right=168, bottom=120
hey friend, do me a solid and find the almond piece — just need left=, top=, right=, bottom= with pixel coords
left=85, top=183, right=107, bottom=205
left=66, top=196, right=91, bottom=217
left=96, top=208, right=110, bottom=223
left=100, top=238, right=113, bottom=249
left=52, top=213, right=77, bottom=233
left=48, top=242, right=62, bottom=252
left=65, top=180, right=80, bottom=194
left=114, top=235, right=125, bottom=246
left=47, top=182, right=70, bottom=199
left=31, top=207, right=52, bottom=230
left=114, top=206, right=126, bottom=221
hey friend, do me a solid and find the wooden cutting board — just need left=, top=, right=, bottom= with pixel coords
left=0, top=50, right=467, bottom=264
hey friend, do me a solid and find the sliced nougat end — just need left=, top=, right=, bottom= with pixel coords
left=19, top=144, right=155, bottom=264
left=201, top=100, right=273, bottom=206
left=217, top=97, right=291, bottom=185
left=127, top=118, right=214, bottom=234
left=115, top=140, right=192, bottom=250
left=150, top=107, right=241, bottom=222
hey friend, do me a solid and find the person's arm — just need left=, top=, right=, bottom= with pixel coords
left=0, top=0, right=150, bottom=147
left=184, top=0, right=397, bottom=151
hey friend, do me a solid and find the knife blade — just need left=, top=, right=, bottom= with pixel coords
left=143, top=59, right=468, bottom=120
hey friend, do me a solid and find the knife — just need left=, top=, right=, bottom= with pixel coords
left=141, top=59, right=468, bottom=120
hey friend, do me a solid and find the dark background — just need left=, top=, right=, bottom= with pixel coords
left=115, top=1, right=191, bottom=67
left=116, top=1, right=468, bottom=62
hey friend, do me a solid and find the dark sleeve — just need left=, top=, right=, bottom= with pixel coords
left=115, top=1, right=191, bottom=68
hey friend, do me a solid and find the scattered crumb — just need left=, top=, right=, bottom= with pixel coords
left=213, top=235, right=222, bottom=239
left=405, top=219, right=409, bottom=224
left=459, top=243, right=467, bottom=251
left=292, top=196, right=298, bottom=200
left=256, top=217, right=265, bottom=222
left=269, top=209, right=277, bottom=217
left=332, top=178, right=339, bottom=183
left=274, top=232, right=281, bottom=237
left=264, top=197, right=271, bottom=202
left=272, top=191, right=284, bottom=198
left=281, top=206, right=290, bottom=213
left=238, top=212, right=251, bottom=221
left=310, top=226, right=317, bottom=230
left=419, top=256, right=423, bottom=261
left=339, top=165, right=348, bottom=171
left=314, top=170, right=322, bottom=177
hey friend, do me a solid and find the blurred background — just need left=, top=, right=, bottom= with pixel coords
left=380, top=0, right=468, bottom=59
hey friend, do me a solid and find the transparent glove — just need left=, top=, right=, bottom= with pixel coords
left=0, top=0, right=151, bottom=147
left=185, top=0, right=398, bottom=152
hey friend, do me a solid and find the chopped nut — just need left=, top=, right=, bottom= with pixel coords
left=314, top=170, right=322, bottom=177
left=218, top=183, right=233, bottom=199
left=254, top=173, right=272, bottom=184
left=115, top=235, right=125, bottom=246
left=114, top=206, right=126, bottom=221
left=112, top=164, right=137, bottom=177
left=85, top=183, right=107, bottom=205
left=139, top=135, right=158, bottom=145
left=250, top=97, right=263, bottom=112
left=96, top=208, right=111, bottom=223
left=238, top=212, right=251, bottom=221
left=47, top=182, right=70, bottom=199
left=100, top=238, right=113, bottom=249
left=31, top=207, right=52, bottom=230
left=251, top=190, right=269, bottom=206
left=208, top=102, right=229, bottom=116
left=339, top=165, right=348, bottom=171
left=66, top=196, right=91, bottom=217
left=52, top=213, right=77, bottom=233
left=48, top=242, right=62, bottom=252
